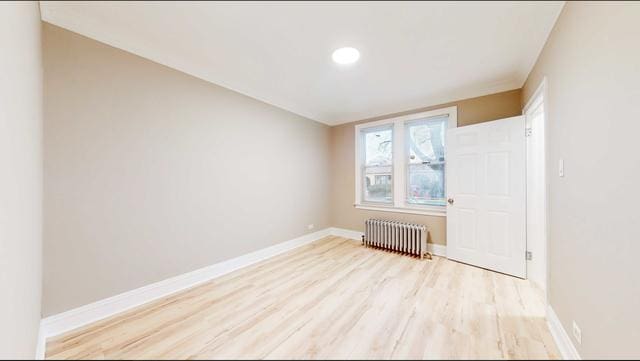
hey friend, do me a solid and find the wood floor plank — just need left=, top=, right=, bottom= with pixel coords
left=46, top=236, right=560, bottom=360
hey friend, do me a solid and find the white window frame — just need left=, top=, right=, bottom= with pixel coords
left=354, top=106, right=457, bottom=217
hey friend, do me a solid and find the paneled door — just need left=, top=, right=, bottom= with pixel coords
left=445, top=116, right=526, bottom=278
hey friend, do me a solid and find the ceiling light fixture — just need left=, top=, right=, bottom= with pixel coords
left=332, top=47, right=360, bottom=65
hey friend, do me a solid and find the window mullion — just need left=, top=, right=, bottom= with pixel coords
left=393, top=121, right=405, bottom=208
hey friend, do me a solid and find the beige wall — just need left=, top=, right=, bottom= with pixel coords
left=330, top=89, right=522, bottom=245
left=522, top=2, right=640, bottom=358
left=43, top=24, right=331, bottom=316
left=0, top=2, right=43, bottom=358
left=38, top=3, right=640, bottom=358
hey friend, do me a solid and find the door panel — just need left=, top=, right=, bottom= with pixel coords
left=446, top=116, right=526, bottom=278
left=458, top=208, right=477, bottom=250
left=458, top=155, right=478, bottom=194
left=487, top=211, right=509, bottom=257
left=486, top=152, right=510, bottom=196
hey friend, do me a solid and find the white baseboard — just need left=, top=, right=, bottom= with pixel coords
left=35, top=320, right=46, bottom=360
left=39, top=228, right=332, bottom=341
left=427, top=243, right=447, bottom=257
left=329, top=227, right=363, bottom=241
left=329, top=227, right=447, bottom=257
left=547, top=305, right=581, bottom=360
left=31, top=227, right=581, bottom=361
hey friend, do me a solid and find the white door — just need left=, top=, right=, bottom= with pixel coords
left=446, top=116, right=526, bottom=278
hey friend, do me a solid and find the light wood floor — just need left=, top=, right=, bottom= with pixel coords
left=46, top=236, right=559, bottom=360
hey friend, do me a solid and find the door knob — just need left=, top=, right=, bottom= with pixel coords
left=447, top=198, right=454, bottom=205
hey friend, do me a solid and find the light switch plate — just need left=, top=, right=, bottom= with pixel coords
left=559, top=159, right=564, bottom=177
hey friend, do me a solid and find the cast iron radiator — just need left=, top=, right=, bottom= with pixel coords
left=363, top=219, right=428, bottom=259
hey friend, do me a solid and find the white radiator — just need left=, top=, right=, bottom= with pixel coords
left=363, top=219, right=428, bottom=259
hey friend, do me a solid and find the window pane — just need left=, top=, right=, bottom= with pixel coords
left=363, top=128, right=393, bottom=203
left=408, top=116, right=446, bottom=164
left=406, top=116, right=448, bottom=206
left=365, top=128, right=392, bottom=167
left=407, top=164, right=445, bottom=206
left=364, top=168, right=392, bottom=203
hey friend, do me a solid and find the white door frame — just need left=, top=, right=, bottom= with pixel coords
left=523, top=77, right=550, bottom=301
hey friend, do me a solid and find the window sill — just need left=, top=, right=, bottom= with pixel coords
left=354, top=204, right=446, bottom=217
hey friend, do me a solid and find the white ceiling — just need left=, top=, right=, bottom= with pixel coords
left=40, top=1, right=564, bottom=125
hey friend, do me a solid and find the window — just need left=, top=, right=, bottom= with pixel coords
left=362, top=126, right=393, bottom=203
left=355, top=107, right=457, bottom=216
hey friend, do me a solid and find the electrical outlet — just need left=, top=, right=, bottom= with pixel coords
left=572, top=320, right=582, bottom=345
left=307, top=224, right=315, bottom=230
left=559, top=159, right=564, bottom=177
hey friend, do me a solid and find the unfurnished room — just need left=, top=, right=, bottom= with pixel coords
left=1, top=1, right=639, bottom=360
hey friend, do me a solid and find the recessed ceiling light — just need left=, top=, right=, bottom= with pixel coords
left=332, top=47, right=360, bottom=65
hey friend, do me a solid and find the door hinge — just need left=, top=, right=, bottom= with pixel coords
left=526, top=251, right=533, bottom=261
left=525, top=128, right=533, bottom=137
